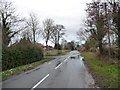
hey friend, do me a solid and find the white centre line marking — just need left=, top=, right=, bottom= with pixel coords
left=64, top=56, right=70, bottom=62
left=31, top=74, right=49, bottom=90
left=55, top=63, right=62, bottom=69
left=64, top=59, right=67, bottom=62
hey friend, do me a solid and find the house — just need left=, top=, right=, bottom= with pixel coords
left=36, top=43, right=45, bottom=49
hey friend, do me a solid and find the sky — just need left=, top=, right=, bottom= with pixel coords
left=10, top=0, right=92, bottom=46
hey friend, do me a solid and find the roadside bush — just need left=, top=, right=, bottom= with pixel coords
left=102, top=47, right=118, bottom=58
left=2, top=38, right=43, bottom=71
left=54, top=43, right=62, bottom=50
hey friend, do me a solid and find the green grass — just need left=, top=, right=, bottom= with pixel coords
left=0, top=58, right=53, bottom=80
left=81, top=52, right=119, bottom=88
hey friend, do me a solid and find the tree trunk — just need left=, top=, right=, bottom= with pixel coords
left=117, top=8, right=120, bottom=59
left=108, top=29, right=111, bottom=58
left=33, top=30, right=35, bottom=44
left=98, top=39, right=103, bottom=54
left=118, top=32, right=120, bottom=59
left=46, top=40, right=48, bottom=48
left=45, top=40, right=48, bottom=55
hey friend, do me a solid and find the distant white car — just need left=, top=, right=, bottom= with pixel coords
left=70, top=54, right=76, bottom=59
left=70, top=54, right=80, bottom=59
left=80, top=56, right=85, bottom=61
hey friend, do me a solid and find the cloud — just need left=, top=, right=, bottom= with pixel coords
left=10, top=0, right=92, bottom=45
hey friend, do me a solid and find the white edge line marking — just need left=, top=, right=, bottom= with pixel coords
left=31, top=74, right=49, bottom=90
left=55, top=63, right=62, bottom=69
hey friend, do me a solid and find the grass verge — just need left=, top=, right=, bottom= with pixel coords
left=81, top=52, right=119, bottom=88
left=0, top=58, right=53, bottom=80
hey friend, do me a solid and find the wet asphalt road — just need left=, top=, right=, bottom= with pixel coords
left=2, top=50, right=94, bottom=89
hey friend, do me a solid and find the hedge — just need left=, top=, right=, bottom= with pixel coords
left=2, top=39, right=43, bottom=71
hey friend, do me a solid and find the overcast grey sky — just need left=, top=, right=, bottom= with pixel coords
left=10, top=0, right=92, bottom=46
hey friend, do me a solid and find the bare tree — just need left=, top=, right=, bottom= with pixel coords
left=0, top=0, right=25, bottom=47
left=85, top=0, right=107, bottom=54
left=21, top=25, right=32, bottom=41
left=50, top=25, right=58, bottom=44
left=42, top=18, right=54, bottom=47
left=26, top=13, right=40, bottom=44
left=50, top=24, right=65, bottom=48
left=61, top=38, right=67, bottom=50
left=76, top=29, right=90, bottom=41
left=108, top=0, right=120, bottom=58
left=55, top=24, right=65, bottom=45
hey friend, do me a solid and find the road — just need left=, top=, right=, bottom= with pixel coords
left=2, top=51, right=94, bottom=89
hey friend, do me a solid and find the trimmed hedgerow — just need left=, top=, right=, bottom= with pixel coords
left=2, top=38, right=43, bottom=71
